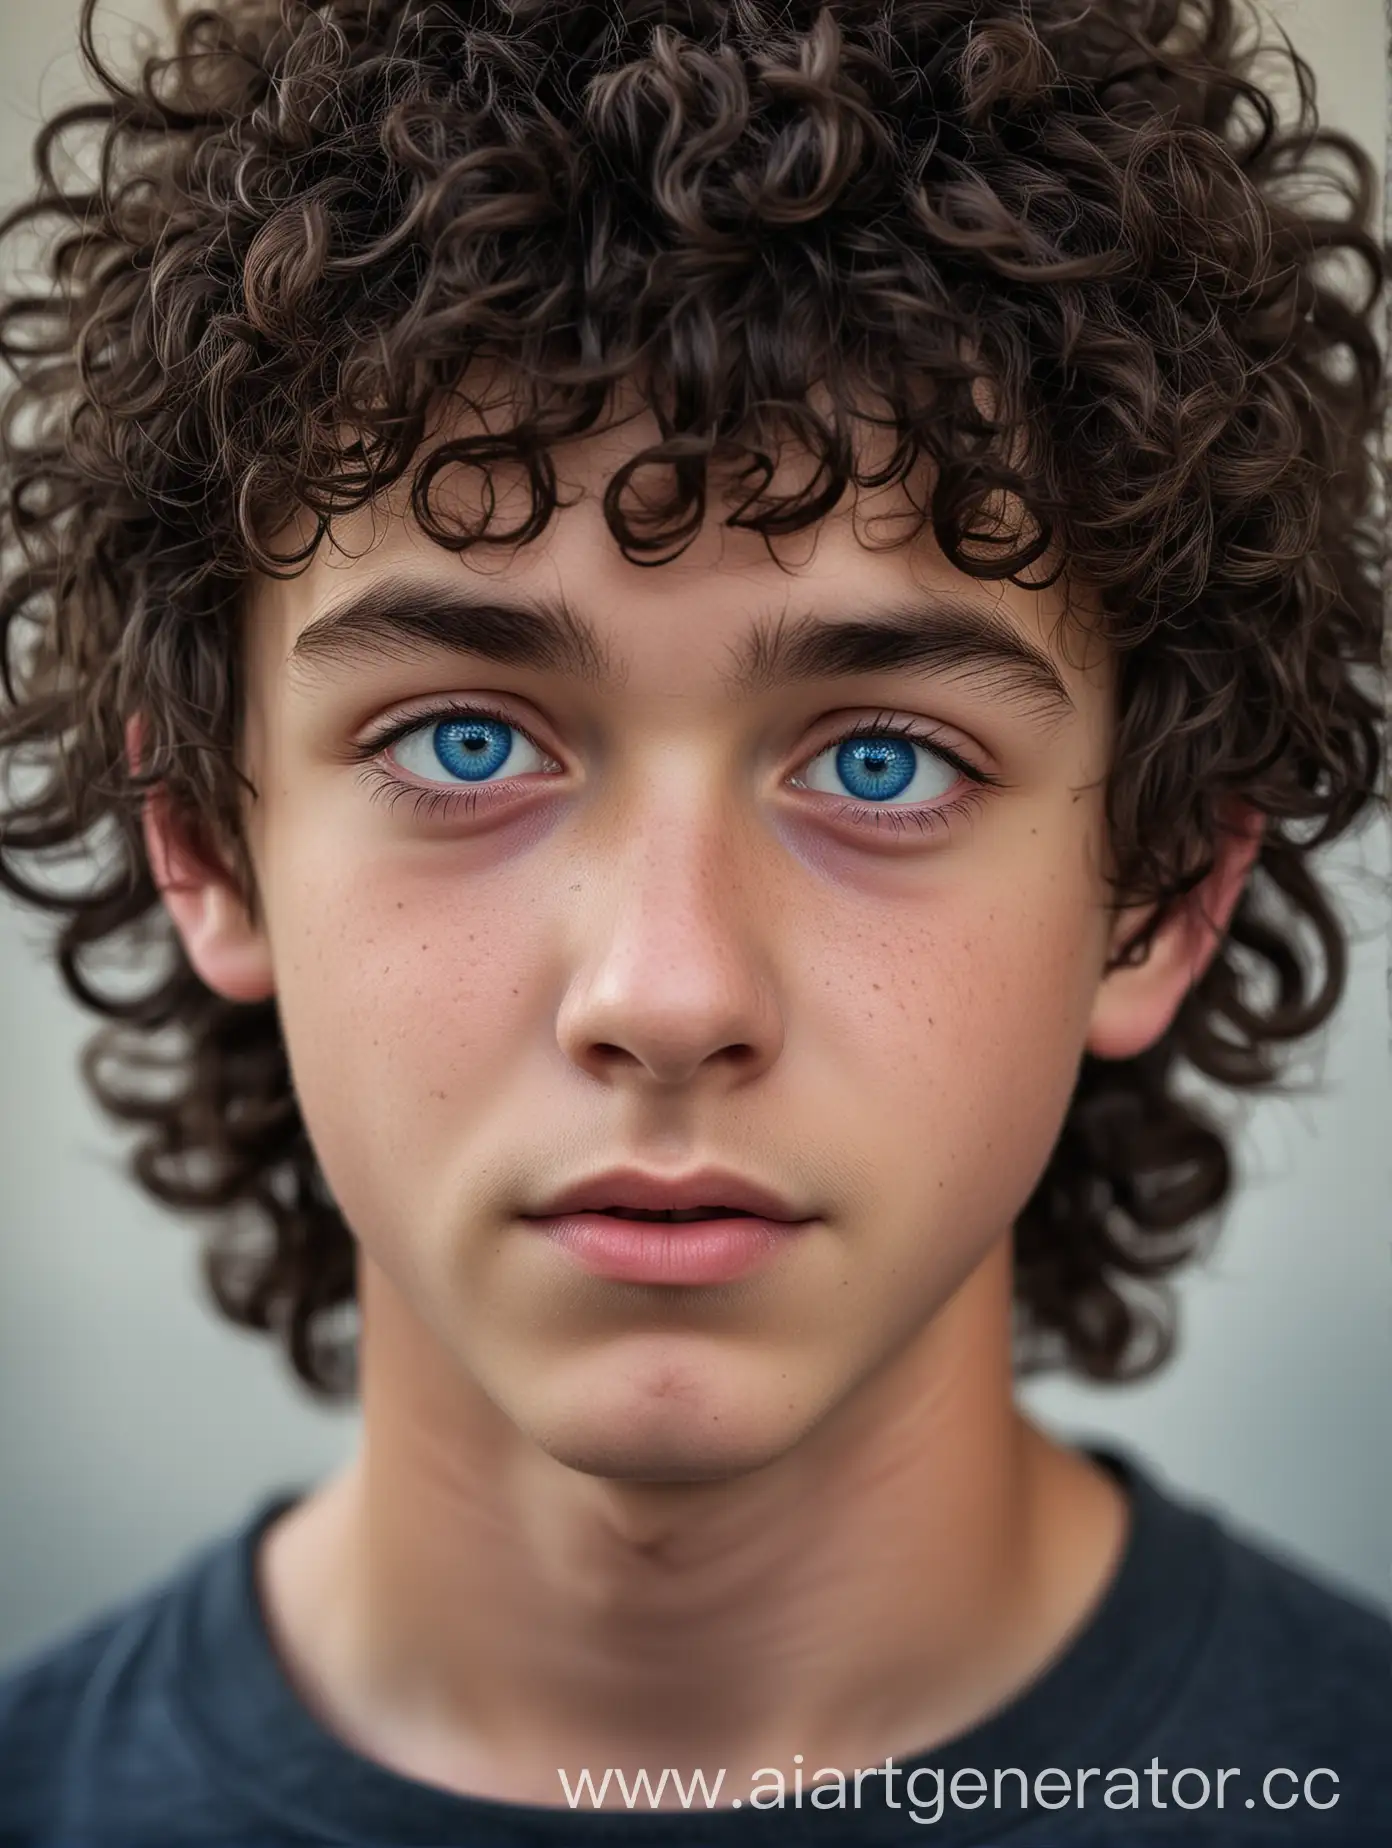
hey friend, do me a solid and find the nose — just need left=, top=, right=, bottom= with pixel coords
left=554, top=791, right=785, bottom=1092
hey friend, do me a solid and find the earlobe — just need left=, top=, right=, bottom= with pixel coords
left=129, top=717, right=275, bottom=1004
left=1085, top=804, right=1264, bottom=1062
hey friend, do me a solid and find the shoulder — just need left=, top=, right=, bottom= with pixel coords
left=0, top=1505, right=276, bottom=1847
left=1206, top=1514, right=1390, bottom=1706
left=0, top=1590, right=170, bottom=1840
left=1107, top=1450, right=1390, bottom=1718
left=1154, top=1493, right=1390, bottom=1832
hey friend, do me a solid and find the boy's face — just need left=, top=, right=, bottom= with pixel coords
left=166, top=405, right=1171, bottom=1481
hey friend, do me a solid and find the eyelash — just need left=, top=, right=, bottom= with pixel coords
left=351, top=702, right=1003, bottom=836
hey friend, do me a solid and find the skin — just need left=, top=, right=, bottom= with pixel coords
left=144, top=397, right=1260, bottom=1808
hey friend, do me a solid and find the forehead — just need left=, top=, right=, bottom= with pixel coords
left=249, top=396, right=1106, bottom=700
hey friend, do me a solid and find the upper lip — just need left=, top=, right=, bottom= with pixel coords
left=525, top=1166, right=813, bottom=1223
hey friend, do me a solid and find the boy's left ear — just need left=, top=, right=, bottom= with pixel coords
left=1085, top=803, right=1264, bottom=1061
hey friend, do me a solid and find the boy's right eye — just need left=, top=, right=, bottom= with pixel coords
left=388, top=713, right=551, bottom=785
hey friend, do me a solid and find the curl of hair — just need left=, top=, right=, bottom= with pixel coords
left=0, top=0, right=1383, bottom=1392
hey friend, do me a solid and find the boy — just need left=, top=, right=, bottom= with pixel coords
left=0, top=0, right=1387, bottom=1841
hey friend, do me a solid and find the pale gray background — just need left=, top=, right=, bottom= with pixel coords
left=0, top=0, right=1388, bottom=1670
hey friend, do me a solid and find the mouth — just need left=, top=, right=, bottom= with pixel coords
left=525, top=1210, right=809, bottom=1286
left=525, top=1165, right=812, bottom=1227
left=520, top=1168, right=816, bottom=1284
left=594, top=1206, right=748, bottom=1223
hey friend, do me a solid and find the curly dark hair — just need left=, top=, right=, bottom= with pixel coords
left=0, top=0, right=1383, bottom=1396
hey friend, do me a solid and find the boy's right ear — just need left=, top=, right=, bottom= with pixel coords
left=127, top=716, right=275, bottom=1002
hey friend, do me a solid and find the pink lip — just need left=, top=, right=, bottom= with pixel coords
left=528, top=1212, right=809, bottom=1285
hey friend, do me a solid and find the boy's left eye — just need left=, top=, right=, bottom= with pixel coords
left=794, top=732, right=958, bottom=806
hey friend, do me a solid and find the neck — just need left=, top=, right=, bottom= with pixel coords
left=258, top=1244, right=1126, bottom=1806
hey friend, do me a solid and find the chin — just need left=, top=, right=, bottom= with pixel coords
left=506, top=1349, right=823, bottom=1483
left=539, top=1435, right=776, bottom=1484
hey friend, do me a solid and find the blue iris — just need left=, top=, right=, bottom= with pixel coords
left=835, top=735, right=917, bottom=801
left=432, top=717, right=514, bottom=781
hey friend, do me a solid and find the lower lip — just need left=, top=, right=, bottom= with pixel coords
left=526, top=1214, right=809, bottom=1284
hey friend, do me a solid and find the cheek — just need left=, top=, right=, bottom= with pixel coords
left=809, top=854, right=1106, bottom=1243
left=943, top=889, right=1104, bottom=1100
left=260, top=830, right=553, bottom=1230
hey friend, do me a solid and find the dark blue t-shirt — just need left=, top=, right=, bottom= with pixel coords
left=0, top=1451, right=1387, bottom=1845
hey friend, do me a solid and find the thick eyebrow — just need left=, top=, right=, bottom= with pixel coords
left=287, top=578, right=1073, bottom=720
left=728, top=599, right=1073, bottom=719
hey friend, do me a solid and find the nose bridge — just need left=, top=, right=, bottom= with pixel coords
left=555, top=758, right=783, bottom=1086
